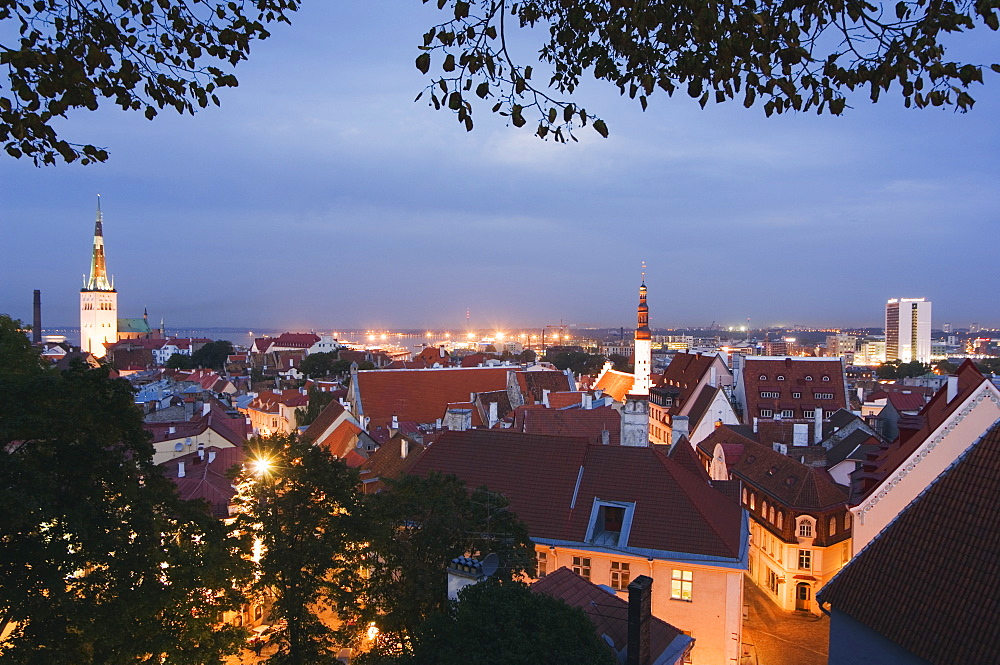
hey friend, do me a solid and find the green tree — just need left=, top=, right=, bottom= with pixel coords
left=166, top=352, right=195, bottom=369
left=233, top=434, right=364, bottom=665
left=299, top=352, right=341, bottom=378
left=1, top=0, right=299, bottom=165
left=0, top=314, right=249, bottom=664
left=355, top=472, right=532, bottom=657
left=191, top=340, right=235, bottom=370
left=385, top=578, right=616, bottom=665
left=417, top=0, right=1000, bottom=140
left=608, top=353, right=634, bottom=374
left=544, top=349, right=606, bottom=377
left=935, top=359, right=958, bottom=375
left=876, top=359, right=901, bottom=380
left=977, top=358, right=1000, bottom=375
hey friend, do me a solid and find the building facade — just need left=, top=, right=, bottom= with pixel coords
left=885, top=298, right=931, bottom=364
left=79, top=197, right=117, bottom=357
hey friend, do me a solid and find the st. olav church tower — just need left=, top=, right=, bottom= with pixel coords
left=79, top=196, right=117, bottom=357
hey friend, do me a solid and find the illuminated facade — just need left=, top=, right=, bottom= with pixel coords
left=633, top=272, right=652, bottom=396
left=885, top=297, right=931, bottom=364
left=79, top=197, right=117, bottom=357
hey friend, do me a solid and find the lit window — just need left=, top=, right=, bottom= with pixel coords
left=536, top=551, right=547, bottom=578
left=572, top=556, right=591, bottom=581
left=844, top=512, right=852, bottom=529
left=769, top=507, right=775, bottom=524
left=611, top=561, right=630, bottom=590
left=829, top=517, right=837, bottom=536
left=742, top=488, right=748, bottom=505
left=798, top=549, right=812, bottom=570
left=798, top=518, right=814, bottom=538
left=750, top=494, right=756, bottom=510
left=767, top=569, right=779, bottom=594
left=671, top=569, right=693, bottom=601
left=777, top=512, right=784, bottom=529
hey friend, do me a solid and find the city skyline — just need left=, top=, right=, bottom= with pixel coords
left=2, top=3, right=998, bottom=330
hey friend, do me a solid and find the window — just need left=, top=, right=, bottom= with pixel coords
left=572, top=556, right=591, bottom=581
left=759, top=375, right=767, bottom=380
left=742, top=488, right=748, bottom=505
left=611, top=561, right=630, bottom=590
left=777, top=375, right=785, bottom=381
left=798, top=549, right=812, bottom=570
left=798, top=518, right=814, bottom=538
left=682, top=632, right=694, bottom=664
left=792, top=391, right=801, bottom=398
left=822, top=375, right=830, bottom=381
left=761, top=499, right=768, bottom=515
left=749, top=493, right=756, bottom=510
left=844, top=512, right=852, bottom=529
left=767, top=569, right=779, bottom=595
left=760, top=409, right=773, bottom=418
left=671, top=569, right=693, bottom=601
left=805, top=375, right=813, bottom=381
left=760, top=391, right=780, bottom=399
left=536, top=551, right=547, bottom=578
left=769, top=507, right=776, bottom=524
left=777, top=512, right=784, bottom=529
left=803, top=410, right=815, bottom=419
left=829, top=517, right=837, bottom=536
left=816, top=393, right=834, bottom=400
left=780, top=409, right=794, bottom=418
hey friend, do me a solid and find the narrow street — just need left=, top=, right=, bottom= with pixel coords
left=741, top=579, right=829, bottom=665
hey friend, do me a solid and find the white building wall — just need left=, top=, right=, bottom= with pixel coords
left=80, top=290, right=118, bottom=357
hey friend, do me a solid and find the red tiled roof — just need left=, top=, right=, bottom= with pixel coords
left=511, top=405, right=621, bottom=445
left=668, top=437, right=710, bottom=482
left=854, top=361, right=989, bottom=498
left=819, top=421, right=1000, bottom=665
left=460, top=352, right=497, bottom=368
left=868, top=390, right=926, bottom=412
left=355, top=367, right=511, bottom=429
left=532, top=568, right=687, bottom=661
left=159, top=445, right=244, bottom=518
left=656, top=352, right=718, bottom=410
left=696, top=425, right=759, bottom=473
left=408, top=430, right=744, bottom=559
left=513, top=369, right=574, bottom=404
left=415, top=346, right=450, bottom=366
left=247, top=389, right=309, bottom=412
left=359, top=433, right=426, bottom=493
left=594, top=369, right=634, bottom=403
left=546, top=391, right=586, bottom=409
left=730, top=438, right=848, bottom=510
left=742, top=357, right=847, bottom=421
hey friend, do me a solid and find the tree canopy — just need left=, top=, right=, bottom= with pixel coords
left=418, top=0, right=1000, bottom=140
left=0, top=314, right=248, bottom=664
left=3, top=0, right=998, bottom=164
left=191, top=340, right=235, bottom=370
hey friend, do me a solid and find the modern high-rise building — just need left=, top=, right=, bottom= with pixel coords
left=885, top=298, right=931, bottom=364
left=80, top=196, right=117, bottom=357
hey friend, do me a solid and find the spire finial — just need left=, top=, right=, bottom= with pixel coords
left=641, top=260, right=646, bottom=284
left=85, top=196, right=112, bottom=291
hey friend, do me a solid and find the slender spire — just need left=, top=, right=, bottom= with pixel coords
left=85, top=194, right=113, bottom=291
left=636, top=261, right=650, bottom=341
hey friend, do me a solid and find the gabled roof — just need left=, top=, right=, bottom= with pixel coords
left=246, top=389, right=309, bottom=413
left=511, top=404, right=621, bottom=445
left=685, top=384, right=723, bottom=428
left=730, top=438, right=848, bottom=510
left=668, top=436, right=710, bottom=482
left=159, top=445, right=243, bottom=518
left=855, top=361, right=990, bottom=498
left=877, top=391, right=927, bottom=412
left=408, top=430, right=745, bottom=560
left=354, top=366, right=510, bottom=430
left=655, top=352, right=723, bottom=413
left=513, top=369, right=575, bottom=404
left=117, top=317, right=152, bottom=333
left=532, top=567, right=689, bottom=664
left=302, top=400, right=347, bottom=441
left=825, top=430, right=881, bottom=468
left=819, top=421, right=1000, bottom=665
left=472, top=390, right=513, bottom=426
left=594, top=369, right=635, bottom=403
left=696, top=425, right=759, bottom=475
left=359, top=433, right=426, bottom=493
left=414, top=346, right=449, bottom=366
left=742, top=357, right=847, bottom=418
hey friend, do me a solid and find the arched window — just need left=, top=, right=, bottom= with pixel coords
left=805, top=375, right=813, bottom=381
left=777, top=375, right=785, bottom=381
left=759, top=375, right=767, bottom=381
left=769, top=507, right=775, bottom=524
left=822, top=375, right=831, bottom=381
left=750, top=494, right=756, bottom=510
left=797, top=516, right=815, bottom=538
left=762, top=499, right=768, bottom=516
left=777, top=512, right=784, bottom=529
left=844, top=512, right=852, bottom=529
left=742, top=488, right=748, bottom=505
left=829, top=517, right=837, bottom=536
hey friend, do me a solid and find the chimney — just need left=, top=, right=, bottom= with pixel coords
left=627, top=575, right=653, bottom=665
left=752, top=417, right=758, bottom=433
left=177, top=461, right=185, bottom=477
left=947, top=375, right=959, bottom=403
left=197, top=441, right=205, bottom=459
left=400, top=438, right=409, bottom=459
left=32, top=290, right=41, bottom=344
left=488, top=401, right=498, bottom=428
left=710, top=365, right=717, bottom=388
left=673, top=416, right=689, bottom=442
left=202, top=401, right=211, bottom=417
left=168, top=426, right=176, bottom=435
left=814, top=407, right=823, bottom=445
left=208, top=450, right=216, bottom=464
left=542, top=389, right=551, bottom=407
left=391, top=415, right=399, bottom=435
left=582, top=393, right=593, bottom=410
left=601, top=429, right=610, bottom=445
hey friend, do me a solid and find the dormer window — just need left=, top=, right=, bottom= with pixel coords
left=822, top=375, right=831, bottom=381
left=805, top=375, right=813, bottom=381
left=759, top=375, right=767, bottom=381
left=586, top=500, right=634, bottom=547
left=797, top=516, right=815, bottom=538
left=777, top=375, right=785, bottom=381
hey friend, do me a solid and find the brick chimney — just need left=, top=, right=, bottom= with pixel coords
left=627, top=575, right=653, bottom=665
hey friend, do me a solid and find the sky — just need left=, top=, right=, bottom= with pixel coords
left=1, top=2, right=998, bottom=332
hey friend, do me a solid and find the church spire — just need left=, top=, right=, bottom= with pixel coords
left=636, top=261, right=650, bottom=341
left=85, top=195, right=113, bottom=292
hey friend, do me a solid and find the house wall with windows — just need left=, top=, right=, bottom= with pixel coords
left=532, top=543, right=744, bottom=665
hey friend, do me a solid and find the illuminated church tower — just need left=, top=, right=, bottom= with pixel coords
left=79, top=196, right=117, bottom=357
left=632, top=264, right=652, bottom=395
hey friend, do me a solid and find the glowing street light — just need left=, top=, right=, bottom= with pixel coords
left=251, top=456, right=273, bottom=476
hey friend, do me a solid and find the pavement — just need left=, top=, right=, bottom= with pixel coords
left=740, top=578, right=829, bottom=665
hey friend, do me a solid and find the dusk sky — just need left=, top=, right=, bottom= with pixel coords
left=2, top=3, right=998, bottom=332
